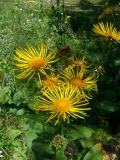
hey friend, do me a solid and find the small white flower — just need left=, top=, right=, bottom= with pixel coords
left=0, top=150, right=3, bottom=158
left=0, top=155, right=4, bottom=158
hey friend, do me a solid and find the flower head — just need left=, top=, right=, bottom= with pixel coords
left=42, top=74, right=62, bottom=89
left=64, top=16, right=71, bottom=24
left=93, top=22, right=120, bottom=42
left=34, top=85, right=90, bottom=125
left=14, top=43, right=57, bottom=82
left=65, top=146, right=74, bottom=159
left=57, top=45, right=70, bottom=55
left=50, top=135, right=65, bottom=151
left=61, top=65, right=97, bottom=99
left=70, top=58, right=88, bottom=71
left=98, top=7, right=113, bottom=19
left=95, top=65, right=105, bottom=75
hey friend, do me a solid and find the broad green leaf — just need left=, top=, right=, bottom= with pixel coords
left=79, top=139, right=95, bottom=148
left=66, top=125, right=94, bottom=139
left=83, top=144, right=103, bottom=160
left=56, top=149, right=66, bottom=160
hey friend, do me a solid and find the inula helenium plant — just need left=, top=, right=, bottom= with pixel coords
left=1, top=0, right=120, bottom=159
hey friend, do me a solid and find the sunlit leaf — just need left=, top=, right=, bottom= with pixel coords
left=83, top=144, right=103, bottom=160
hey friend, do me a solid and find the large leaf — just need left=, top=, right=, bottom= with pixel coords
left=56, top=149, right=67, bottom=160
left=66, top=125, right=94, bottom=140
left=79, top=139, right=95, bottom=149
left=83, top=144, right=103, bottom=160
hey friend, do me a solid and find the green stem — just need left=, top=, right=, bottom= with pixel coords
left=57, top=0, right=60, bottom=8
left=61, top=35, right=63, bottom=45
left=63, top=0, right=65, bottom=10
left=54, top=149, right=57, bottom=159
left=61, top=121, right=64, bottom=136
left=63, top=33, right=65, bottom=45
left=43, top=123, right=46, bottom=135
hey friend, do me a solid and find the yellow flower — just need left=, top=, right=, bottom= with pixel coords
left=64, top=16, right=71, bottom=24
left=14, top=43, right=57, bottom=81
left=42, top=75, right=62, bottom=89
left=70, top=58, right=88, bottom=71
left=98, top=7, right=113, bottom=19
left=93, top=22, right=120, bottom=42
left=61, top=65, right=97, bottom=99
left=34, top=85, right=90, bottom=125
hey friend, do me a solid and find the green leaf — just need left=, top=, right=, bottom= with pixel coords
left=12, top=141, right=22, bottom=147
left=79, top=139, right=95, bottom=149
left=8, top=129, right=22, bottom=141
left=16, top=108, right=25, bottom=116
left=9, top=108, right=18, bottom=114
left=13, top=90, right=26, bottom=106
left=77, top=149, right=88, bottom=160
left=33, top=142, right=53, bottom=155
left=25, top=131, right=38, bottom=149
left=66, top=125, right=94, bottom=139
left=92, top=128, right=112, bottom=142
left=56, top=149, right=66, bottom=160
left=83, top=144, right=103, bottom=160
left=0, top=86, right=11, bottom=104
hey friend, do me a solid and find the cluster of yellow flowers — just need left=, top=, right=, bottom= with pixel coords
left=14, top=43, right=97, bottom=125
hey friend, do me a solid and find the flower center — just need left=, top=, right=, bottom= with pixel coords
left=71, top=77, right=84, bottom=88
left=54, top=99, right=71, bottom=112
left=29, top=57, right=45, bottom=70
left=45, top=77, right=57, bottom=87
